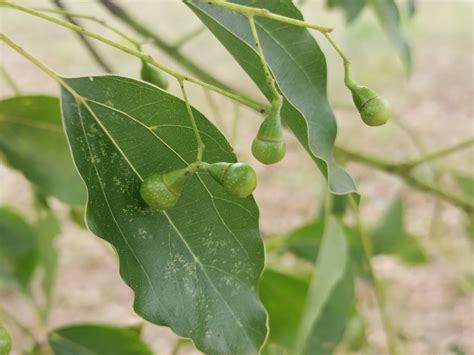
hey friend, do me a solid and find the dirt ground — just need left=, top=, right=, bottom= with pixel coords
left=1, top=1, right=473, bottom=354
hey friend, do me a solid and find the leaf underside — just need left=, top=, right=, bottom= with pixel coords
left=60, top=75, right=267, bottom=355
left=186, top=0, right=357, bottom=196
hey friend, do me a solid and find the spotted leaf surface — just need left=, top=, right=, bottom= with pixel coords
left=60, top=75, right=267, bottom=355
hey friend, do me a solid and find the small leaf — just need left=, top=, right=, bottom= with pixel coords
left=259, top=269, right=309, bottom=351
left=35, top=205, right=61, bottom=317
left=371, top=196, right=427, bottom=264
left=294, top=217, right=354, bottom=354
left=48, top=324, right=153, bottom=355
left=186, top=0, right=357, bottom=196
left=368, top=0, right=412, bottom=71
left=60, top=75, right=267, bottom=354
left=0, top=206, right=38, bottom=293
left=285, top=219, right=325, bottom=262
left=0, top=96, right=86, bottom=205
left=326, top=0, right=366, bottom=22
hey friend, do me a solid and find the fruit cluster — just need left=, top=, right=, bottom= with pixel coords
left=140, top=162, right=257, bottom=211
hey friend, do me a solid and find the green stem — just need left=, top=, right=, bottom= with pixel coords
left=36, top=6, right=141, bottom=47
left=179, top=80, right=205, bottom=162
left=322, top=32, right=355, bottom=88
left=204, top=0, right=332, bottom=33
left=348, top=196, right=399, bottom=355
left=2, top=1, right=266, bottom=113
left=0, top=65, right=21, bottom=94
left=403, top=138, right=474, bottom=168
left=51, top=0, right=113, bottom=73
left=248, top=15, right=280, bottom=99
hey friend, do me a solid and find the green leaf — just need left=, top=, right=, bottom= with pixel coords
left=60, top=75, right=267, bottom=355
left=35, top=205, right=61, bottom=317
left=259, top=269, right=309, bottom=351
left=0, top=206, right=38, bottom=293
left=367, top=0, right=412, bottom=70
left=371, top=196, right=427, bottom=264
left=326, top=0, right=366, bottom=22
left=295, top=217, right=354, bottom=354
left=285, top=219, right=325, bottom=262
left=48, top=324, right=153, bottom=355
left=0, top=96, right=86, bottom=205
left=186, top=0, right=357, bottom=196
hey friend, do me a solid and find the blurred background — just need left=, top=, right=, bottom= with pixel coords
left=1, top=0, right=473, bottom=354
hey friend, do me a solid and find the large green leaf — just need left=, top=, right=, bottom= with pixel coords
left=326, top=0, right=366, bottom=22
left=367, top=0, right=411, bottom=70
left=186, top=0, right=357, bottom=196
left=60, top=75, right=267, bottom=354
left=294, top=217, right=354, bottom=354
left=371, top=196, right=427, bottom=265
left=0, top=206, right=38, bottom=293
left=0, top=96, right=86, bottom=205
left=48, top=324, right=153, bottom=355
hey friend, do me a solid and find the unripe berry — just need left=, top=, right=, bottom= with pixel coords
left=208, top=162, right=257, bottom=198
left=140, top=61, right=169, bottom=90
left=252, top=96, right=286, bottom=164
left=349, top=84, right=392, bottom=127
left=140, top=168, right=189, bottom=211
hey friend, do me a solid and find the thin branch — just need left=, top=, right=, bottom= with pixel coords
left=248, top=15, right=280, bottom=99
left=337, top=146, right=474, bottom=213
left=179, top=79, right=205, bottom=162
left=36, top=6, right=141, bottom=48
left=203, top=0, right=332, bottom=33
left=403, top=138, right=474, bottom=168
left=2, top=1, right=266, bottom=113
left=51, top=0, right=113, bottom=73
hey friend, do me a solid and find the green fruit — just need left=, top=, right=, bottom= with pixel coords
left=140, top=61, right=169, bottom=90
left=140, top=168, right=189, bottom=211
left=252, top=96, right=286, bottom=164
left=349, top=84, right=392, bottom=126
left=0, top=325, right=12, bottom=355
left=208, top=162, right=257, bottom=198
